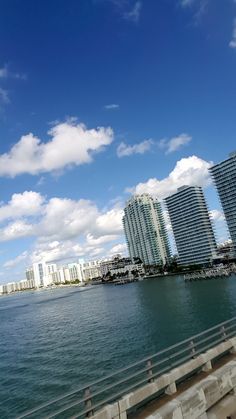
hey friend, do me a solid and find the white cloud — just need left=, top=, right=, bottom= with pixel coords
left=0, top=191, right=44, bottom=222
left=159, top=133, right=192, bottom=154
left=38, top=197, right=99, bottom=241
left=95, top=206, right=124, bottom=235
left=180, top=0, right=208, bottom=25
left=0, top=193, right=124, bottom=260
left=117, top=139, right=153, bottom=157
left=85, top=233, right=119, bottom=246
left=104, top=104, right=119, bottom=110
left=0, top=119, right=114, bottom=177
left=0, top=220, right=34, bottom=242
left=0, top=87, right=10, bottom=104
left=126, top=155, right=212, bottom=200
left=3, top=251, right=28, bottom=268
left=108, top=243, right=127, bottom=256
left=0, top=66, right=8, bottom=78
left=0, top=64, right=26, bottom=80
left=0, top=191, right=126, bottom=270
left=124, top=1, right=142, bottom=22
left=181, top=0, right=195, bottom=6
left=31, top=240, right=85, bottom=264
left=229, top=18, right=236, bottom=49
left=163, top=210, right=172, bottom=233
left=209, top=209, right=225, bottom=222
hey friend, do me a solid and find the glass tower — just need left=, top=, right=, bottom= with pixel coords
left=210, top=152, right=236, bottom=255
left=123, top=194, right=171, bottom=265
left=165, top=186, right=217, bottom=266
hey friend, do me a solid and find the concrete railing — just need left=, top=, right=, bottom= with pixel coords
left=16, top=317, right=236, bottom=419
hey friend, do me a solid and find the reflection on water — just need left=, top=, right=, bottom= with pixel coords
left=0, top=275, right=236, bottom=417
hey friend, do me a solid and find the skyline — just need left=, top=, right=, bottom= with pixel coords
left=0, top=0, right=235, bottom=283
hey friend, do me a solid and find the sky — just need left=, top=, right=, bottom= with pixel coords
left=0, top=0, right=235, bottom=283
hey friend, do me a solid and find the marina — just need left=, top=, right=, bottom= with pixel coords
left=184, top=265, right=236, bottom=282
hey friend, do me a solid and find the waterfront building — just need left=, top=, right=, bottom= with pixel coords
left=81, top=260, right=101, bottom=281
left=123, top=194, right=170, bottom=266
left=165, top=186, right=217, bottom=266
left=26, top=262, right=56, bottom=288
left=210, top=152, right=236, bottom=256
left=100, top=255, right=144, bottom=278
left=50, top=266, right=71, bottom=284
left=68, top=263, right=84, bottom=282
left=0, top=278, right=36, bottom=295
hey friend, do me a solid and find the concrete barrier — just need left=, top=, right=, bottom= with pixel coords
left=145, top=361, right=236, bottom=419
left=91, top=338, right=236, bottom=419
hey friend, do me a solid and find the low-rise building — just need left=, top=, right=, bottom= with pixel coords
left=81, top=260, right=101, bottom=281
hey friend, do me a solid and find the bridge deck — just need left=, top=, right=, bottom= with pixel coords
left=131, top=352, right=236, bottom=419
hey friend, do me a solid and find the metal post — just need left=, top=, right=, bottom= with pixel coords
left=221, top=325, right=227, bottom=341
left=189, top=340, right=196, bottom=358
left=146, top=359, right=153, bottom=383
left=84, top=387, right=93, bottom=417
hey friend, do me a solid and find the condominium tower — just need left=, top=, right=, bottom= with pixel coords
left=123, top=194, right=171, bottom=265
left=165, top=186, right=217, bottom=266
left=210, top=152, right=236, bottom=256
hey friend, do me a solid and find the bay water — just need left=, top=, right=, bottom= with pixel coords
left=1, top=275, right=236, bottom=417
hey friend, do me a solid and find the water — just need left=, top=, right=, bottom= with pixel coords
left=1, top=275, right=236, bottom=417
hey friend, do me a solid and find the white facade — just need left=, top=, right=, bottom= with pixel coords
left=110, top=263, right=144, bottom=277
left=51, top=266, right=71, bottom=284
left=123, top=194, right=171, bottom=265
left=0, top=278, right=37, bottom=295
left=210, top=152, right=236, bottom=256
left=81, top=260, right=101, bottom=281
left=165, top=186, right=217, bottom=266
left=26, top=262, right=56, bottom=288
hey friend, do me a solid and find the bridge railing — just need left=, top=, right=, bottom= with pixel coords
left=16, top=317, right=236, bottom=419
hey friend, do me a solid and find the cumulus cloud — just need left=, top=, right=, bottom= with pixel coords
left=31, top=240, right=85, bottom=264
left=0, top=66, right=8, bottom=78
left=0, top=193, right=124, bottom=252
left=209, top=209, right=225, bottom=222
left=0, top=191, right=44, bottom=222
left=0, top=192, right=125, bottom=267
left=124, top=1, right=142, bottom=22
left=126, top=155, right=212, bottom=200
left=104, top=104, right=119, bottom=110
left=180, top=0, right=195, bottom=6
left=159, top=134, right=192, bottom=154
left=38, top=198, right=99, bottom=242
left=0, top=119, right=114, bottom=177
left=85, top=233, right=119, bottom=246
left=107, top=243, right=127, bottom=256
left=0, top=87, right=10, bottom=104
left=0, top=64, right=26, bottom=80
left=117, top=139, right=153, bottom=157
left=0, top=220, right=34, bottom=242
left=229, top=18, right=236, bottom=49
left=95, top=206, right=124, bottom=235
left=180, top=0, right=208, bottom=24
left=3, top=251, right=28, bottom=268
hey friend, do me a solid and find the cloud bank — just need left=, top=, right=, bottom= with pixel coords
left=117, top=139, right=153, bottom=157
left=0, top=120, right=113, bottom=177
left=126, top=155, right=212, bottom=200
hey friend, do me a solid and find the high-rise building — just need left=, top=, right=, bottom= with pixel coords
left=165, top=186, right=217, bottom=266
left=210, top=152, right=236, bottom=255
left=123, top=194, right=171, bottom=265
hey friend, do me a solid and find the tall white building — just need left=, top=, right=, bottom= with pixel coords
left=25, top=262, right=57, bottom=287
left=165, top=186, right=217, bottom=266
left=210, top=152, right=236, bottom=256
left=123, top=194, right=171, bottom=265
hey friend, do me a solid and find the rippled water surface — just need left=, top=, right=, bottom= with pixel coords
left=1, top=275, right=236, bottom=417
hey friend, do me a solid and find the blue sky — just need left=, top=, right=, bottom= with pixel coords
left=0, top=0, right=235, bottom=283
